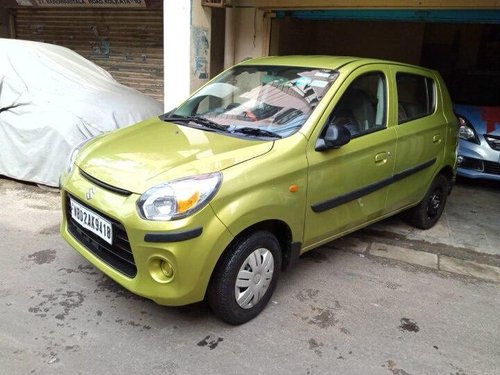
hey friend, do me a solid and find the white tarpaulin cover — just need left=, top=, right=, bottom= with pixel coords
left=0, top=38, right=163, bottom=187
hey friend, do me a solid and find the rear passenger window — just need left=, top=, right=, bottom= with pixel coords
left=396, top=73, right=435, bottom=124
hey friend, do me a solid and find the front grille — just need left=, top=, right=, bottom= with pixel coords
left=483, top=160, right=500, bottom=175
left=66, top=194, right=137, bottom=278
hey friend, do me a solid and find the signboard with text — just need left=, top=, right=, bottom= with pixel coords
left=17, top=0, right=147, bottom=7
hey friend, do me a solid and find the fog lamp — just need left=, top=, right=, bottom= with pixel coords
left=160, top=260, right=174, bottom=278
left=149, top=257, right=175, bottom=283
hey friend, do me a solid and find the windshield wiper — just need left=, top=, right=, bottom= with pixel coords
left=159, top=115, right=281, bottom=139
left=230, top=127, right=282, bottom=139
left=160, top=114, right=229, bottom=132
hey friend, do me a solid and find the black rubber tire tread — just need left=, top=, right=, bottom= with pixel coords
left=207, top=231, right=282, bottom=325
left=405, top=174, right=449, bottom=230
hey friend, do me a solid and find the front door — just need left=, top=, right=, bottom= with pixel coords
left=303, top=69, right=397, bottom=249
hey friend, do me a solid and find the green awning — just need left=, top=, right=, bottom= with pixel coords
left=275, top=10, right=500, bottom=24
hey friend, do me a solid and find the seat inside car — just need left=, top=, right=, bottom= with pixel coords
left=333, top=88, right=376, bottom=136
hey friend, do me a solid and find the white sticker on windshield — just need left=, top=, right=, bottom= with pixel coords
left=315, top=72, right=331, bottom=78
left=310, top=80, right=328, bottom=88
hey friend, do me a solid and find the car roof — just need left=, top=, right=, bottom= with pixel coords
left=240, top=55, right=435, bottom=74
left=0, top=37, right=111, bottom=80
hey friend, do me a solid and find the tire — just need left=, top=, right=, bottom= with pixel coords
left=207, top=231, right=282, bottom=325
left=404, top=174, right=449, bottom=230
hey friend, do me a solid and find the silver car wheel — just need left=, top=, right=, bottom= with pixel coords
left=235, top=247, right=275, bottom=309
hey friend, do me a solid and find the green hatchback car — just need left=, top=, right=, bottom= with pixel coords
left=60, top=56, right=458, bottom=324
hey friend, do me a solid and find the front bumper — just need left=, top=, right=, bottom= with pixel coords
left=457, top=164, right=500, bottom=181
left=457, top=139, right=500, bottom=181
left=60, top=169, right=233, bottom=306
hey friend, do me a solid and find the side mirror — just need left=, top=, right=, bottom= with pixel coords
left=315, top=124, right=351, bottom=151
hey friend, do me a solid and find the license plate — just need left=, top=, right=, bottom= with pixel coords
left=70, top=198, right=113, bottom=245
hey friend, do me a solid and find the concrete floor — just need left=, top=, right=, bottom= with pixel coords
left=0, top=177, right=499, bottom=374
left=370, top=177, right=500, bottom=257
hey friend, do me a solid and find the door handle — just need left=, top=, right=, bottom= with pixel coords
left=432, top=135, right=442, bottom=144
left=375, top=152, right=390, bottom=164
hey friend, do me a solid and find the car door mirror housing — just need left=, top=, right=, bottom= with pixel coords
left=315, top=124, right=351, bottom=151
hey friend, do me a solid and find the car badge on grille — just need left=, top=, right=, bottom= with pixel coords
left=86, top=187, right=96, bottom=200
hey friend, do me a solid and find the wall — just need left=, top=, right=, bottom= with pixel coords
left=232, top=7, right=269, bottom=63
left=163, top=1, right=214, bottom=109
left=0, top=8, right=11, bottom=38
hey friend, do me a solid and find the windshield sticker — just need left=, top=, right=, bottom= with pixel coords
left=310, top=80, right=328, bottom=88
left=315, top=72, right=331, bottom=78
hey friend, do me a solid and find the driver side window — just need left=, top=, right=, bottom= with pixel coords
left=330, top=72, right=387, bottom=138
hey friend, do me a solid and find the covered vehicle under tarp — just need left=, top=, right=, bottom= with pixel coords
left=0, top=38, right=163, bottom=187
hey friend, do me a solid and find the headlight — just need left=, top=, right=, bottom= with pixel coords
left=65, top=138, right=93, bottom=174
left=457, top=114, right=480, bottom=144
left=137, top=173, right=222, bottom=221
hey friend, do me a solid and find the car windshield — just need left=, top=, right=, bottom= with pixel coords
left=170, top=65, right=339, bottom=138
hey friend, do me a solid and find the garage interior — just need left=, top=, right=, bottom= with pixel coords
left=268, top=10, right=500, bottom=99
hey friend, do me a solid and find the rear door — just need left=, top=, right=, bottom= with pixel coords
left=386, top=68, right=447, bottom=212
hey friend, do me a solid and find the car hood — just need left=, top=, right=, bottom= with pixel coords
left=77, top=118, right=274, bottom=194
left=454, top=104, right=500, bottom=136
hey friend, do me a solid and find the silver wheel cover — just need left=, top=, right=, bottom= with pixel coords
left=235, top=247, right=274, bottom=309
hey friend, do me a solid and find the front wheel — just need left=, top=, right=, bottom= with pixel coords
left=207, top=231, right=282, bottom=325
left=404, top=174, right=449, bottom=229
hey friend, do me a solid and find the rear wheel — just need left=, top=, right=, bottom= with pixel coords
left=404, top=174, right=449, bottom=229
left=207, top=231, right=281, bottom=325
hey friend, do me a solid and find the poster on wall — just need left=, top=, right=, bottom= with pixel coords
left=193, top=26, right=209, bottom=80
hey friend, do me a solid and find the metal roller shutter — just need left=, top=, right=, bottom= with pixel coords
left=14, top=8, right=163, bottom=102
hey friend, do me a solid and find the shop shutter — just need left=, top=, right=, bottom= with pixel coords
left=14, top=8, right=163, bottom=102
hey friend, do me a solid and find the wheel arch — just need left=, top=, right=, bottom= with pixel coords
left=438, top=165, right=455, bottom=194
left=206, top=219, right=298, bottom=299
left=230, top=219, right=297, bottom=269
